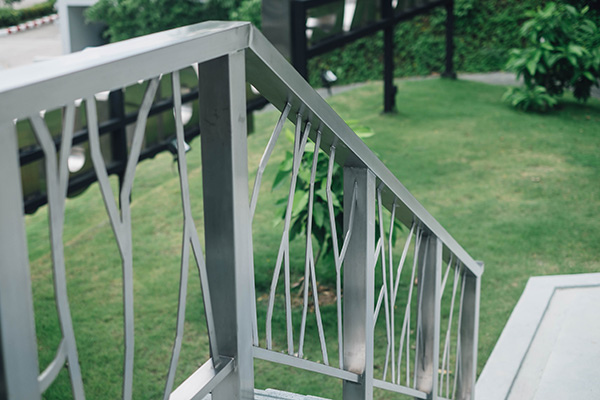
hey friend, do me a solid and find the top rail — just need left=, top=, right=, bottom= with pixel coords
left=0, top=21, right=480, bottom=276
left=246, top=25, right=482, bottom=277
left=0, top=19, right=481, bottom=400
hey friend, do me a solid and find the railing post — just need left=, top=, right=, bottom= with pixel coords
left=415, top=234, right=441, bottom=399
left=442, top=0, right=457, bottom=79
left=291, top=0, right=308, bottom=79
left=198, top=51, right=254, bottom=400
left=342, top=167, right=375, bottom=400
left=382, top=0, right=397, bottom=113
left=455, top=265, right=482, bottom=400
left=0, top=122, right=41, bottom=400
left=108, top=89, right=128, bottom=197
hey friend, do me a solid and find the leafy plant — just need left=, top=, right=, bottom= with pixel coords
left=229, top=0, right=261, bottom=30
left=0, top=6, right=19, bottom=26
left=272, top=129, right=344, bottom=282
left=272, top=122, right=401, bottom=286
left=504, top=2, right=600, bottom=111
left=0, top=0, right=54, bottom=28
left=502, top=86, right=558, bottom=112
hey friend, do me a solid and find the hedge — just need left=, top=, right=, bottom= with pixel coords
left=0, top=0, right=56, bottom=28
left=83, top=0, right=600, bottom=86
left=306, top=0, right=547, bottom=85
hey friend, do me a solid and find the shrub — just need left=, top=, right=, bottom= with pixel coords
left=0, top=7, right=19, bottom=27
left=20, top=0, right=55, bottom=21
left=504, top=2, right=600, bottom=111
left=230, top=0, right=261, bottom=30
left=502, top=86, right=558, bottom=112
left=272, top=129, right=343, bottom=285
left=86, top=0, right=243, bottom=42
left=0, top=0, right=54, bottom=28
left=309, top=0, right=548, bottom=86
left=272, top=122, right=401, bottom=286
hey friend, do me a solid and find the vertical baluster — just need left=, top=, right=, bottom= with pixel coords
left=0, top=121, right=41, bottom=400
left=414, top=234, right=441, bottom=398
left=87, top=76, right=159, bottom=400
left=454, top=264, right=482, bottom=400
left=198, top=52, right=254, bottom=400
left=298, top=130, right=329, bottom=364
left=375, top=188, right=391, bottom=381
left=31, top=107, right=85, bottom=399
left=342, top=167, right=375, bottom=400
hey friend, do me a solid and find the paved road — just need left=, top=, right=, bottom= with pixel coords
left=0, top=21, right=62, bottom=70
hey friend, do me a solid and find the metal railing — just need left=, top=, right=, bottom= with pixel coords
left=0, top=21, right=481, bottom=400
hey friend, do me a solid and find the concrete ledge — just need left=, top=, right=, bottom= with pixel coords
left=476, top=273, right=600, bottom=400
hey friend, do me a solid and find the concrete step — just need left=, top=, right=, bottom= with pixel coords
left=476, top=273, right=600, bottom=400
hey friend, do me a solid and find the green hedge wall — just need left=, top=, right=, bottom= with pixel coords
left=84, top=0, right=600, bottom=85
left=0, top=0, right=56, bottom=28
left=307, top=0, right=557, bottom=85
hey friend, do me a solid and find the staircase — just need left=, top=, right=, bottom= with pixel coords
left=0, top=21, right=482, bottom=400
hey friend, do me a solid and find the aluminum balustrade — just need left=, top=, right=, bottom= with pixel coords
left=0, top=21, right=482, bottom=400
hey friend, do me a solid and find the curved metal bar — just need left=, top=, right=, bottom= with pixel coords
left=249, top=103, right=292, bottom=347
left=325, top=145, right=343, bottom=367
left=31, top=106, right=85, bottom=399
left=163, top=70, right=221, bottom=398
left=452, top=267, right=468, bottom=400
left=265, top=113, right=310, bottom=355
left=38, top=339, right=66, bottom=393
left=387, top=200, right=397, bottom=383
left=376, top=187, right=392, bottom=381
left=439, top=260, right=460, bottom=398
left=298, top=130, right=328, bottom=364
left=397, top=224, right=422, bottom=386
left=87, top=76, right=160, bottom=400
left=249, top=102, right=292, bottom=221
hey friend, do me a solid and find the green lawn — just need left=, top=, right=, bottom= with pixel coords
left=26, top=78, right=600, bottom=399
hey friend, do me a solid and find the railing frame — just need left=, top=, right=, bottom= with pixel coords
left=198, top=51, right=255, bottom=399
left=0, top=21, right=481, bottom=400
left=0, top=122, right=41, bottom=400
left=342, top=167, right=376, bottom=399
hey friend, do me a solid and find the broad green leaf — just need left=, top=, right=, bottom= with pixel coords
left=292, top=191, right=309, bottom=217
left=583, top=71, right=595, bottom=81
left=313, top=202, right=325, bottom=228
left=526, top=59, right=538, bottom=76
left=272, top=162, right=292, bottom=190
left=568, top=43, right=585, bottom=57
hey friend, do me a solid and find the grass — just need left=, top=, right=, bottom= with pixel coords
left=25, top=78, right=600, bottom=399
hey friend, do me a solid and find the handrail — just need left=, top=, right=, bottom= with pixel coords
left=246, top=24, right=482, bottom=278
left=0, top=20, right=480, bottom=277
left=0, top=21, right=481, bottom=400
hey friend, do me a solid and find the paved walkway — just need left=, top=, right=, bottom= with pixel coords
left=477, top=273, right=600, bottom=400
left=0, top=21, right=62, bottom=69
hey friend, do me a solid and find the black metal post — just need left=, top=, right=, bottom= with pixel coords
left=383, top=0, right=397, bottom=112
left=291, top=0, right=309, bottom=79
left=108, top=89, right=128, bottom=202
left=442, top=0, right=456, bottom=79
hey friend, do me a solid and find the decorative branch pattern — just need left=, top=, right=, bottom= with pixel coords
left=87, top=78, right=159, bottom=400
left=31, top=105, right=85, bottom=399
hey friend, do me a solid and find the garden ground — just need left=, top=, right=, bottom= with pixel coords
left=25, top=77, right=600, bottom=399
